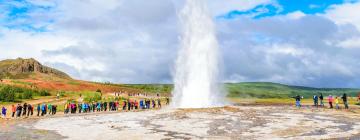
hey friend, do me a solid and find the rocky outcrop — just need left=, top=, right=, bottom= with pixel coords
left=0, top=58, right=71, bottom=79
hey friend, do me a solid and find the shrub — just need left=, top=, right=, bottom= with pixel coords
left=0, top=86, right=15, bottom=102
left=83, top=92, right=102, bottom=102
left=39, top=90, right=51, bottom=96
left=22, top=90, right=33, bottom=99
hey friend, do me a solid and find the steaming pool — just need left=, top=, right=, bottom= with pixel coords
left=2, top=105, right=360, bottom=140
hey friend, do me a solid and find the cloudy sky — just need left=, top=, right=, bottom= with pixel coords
left=1, top=0, right=360, bottom=88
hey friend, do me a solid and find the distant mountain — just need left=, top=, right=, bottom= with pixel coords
left=0, top=58, right=71, bottom=79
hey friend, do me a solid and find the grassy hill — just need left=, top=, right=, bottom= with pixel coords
left=124, top=82, right=360, bottom=98
left=226, top=82, right=360, bottom=98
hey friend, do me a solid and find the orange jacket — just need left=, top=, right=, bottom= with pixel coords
left=12, top=105, right=16, bottom=112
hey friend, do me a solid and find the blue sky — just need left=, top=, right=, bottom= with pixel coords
left=1, top=0, right=360, bottom=88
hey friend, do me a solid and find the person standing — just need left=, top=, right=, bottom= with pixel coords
left=335, top=97, right=340, bottom=109
left=16, top=104, right=23, bottom=118
left=1, top=106, right=7, bottom=118
left=41, top=104, right=46, bottom=116
left=157, top=99, right=161, bottom=108
left=27, top=104, right=33, bottom=117
left=342, top=93, right=349, bottom=109
left=152, top=99, right=156, bottom=108
left=104, top=102, right=108, bottom=111
left=78, top=103, right=82, bottom=113
left=328, top=95, right=334, bottom=109
left=292, top=95, right=302, bottom=108
left=313, top=95, right=318, bottom=107
left=22, top=103, right=28, bottom=116
left=37, top=104, right=40, bottom=116
left=52, top=105, right=57, bottom=115
left=319, top=93, right=324, bottom=107
left=48, top=104, right=52, bottom=115
left=11, top=105, right=16, bottom=118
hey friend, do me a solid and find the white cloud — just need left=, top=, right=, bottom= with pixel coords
left=1, top=0, right=360, bottom=87
left=336, top=37, right=360, bottom=48
left=324, top=2, right=360, bottom=30
left=285, top=11, right=306, bottom=20
left=0, top=28, right=75, bottom=61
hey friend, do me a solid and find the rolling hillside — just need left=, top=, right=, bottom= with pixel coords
left=125, top=83, right=360, bottom=98
left=226, top=82, right=360, bottom=98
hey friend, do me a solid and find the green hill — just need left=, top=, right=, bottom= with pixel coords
left=124, top=82, right=360, bottom=98
left=226, top=82, right=360, bottom=98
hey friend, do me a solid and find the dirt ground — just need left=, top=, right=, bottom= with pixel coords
left=1, top=105, right=360, bottom=140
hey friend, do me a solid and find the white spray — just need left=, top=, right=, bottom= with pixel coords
left=172, top=0, right=225, bottom=108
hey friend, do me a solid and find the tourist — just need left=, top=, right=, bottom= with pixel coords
left=41, top=104, right=45, bottom=116
left=140, top=99, right=144, bottom=109
left=48, top=104, right=52, bottom=115
left=127, top=100, right=131, bottom=111
left=16, top=104, right=23, bottom=118
left=64, top=103, right=68, bottom=114
left=319, top=93, right=324, bottom=107
left=157, top=99, right=161, bottom=108
left=97, top=102, right=101, bottom=112
left=115, top=101, right=119, bottom=111
left=342, top=93, right=349, bottom=109
left=78, top=103, right=82, bottom=113
left=52, top=105, right=57, bottom=115
left=92, top=102, right=96, bottom=112
left=328, top=95, right=334, bottom=109
left=37, top=104, right=40, bottom=116
left=74, top=103, right=77, bottom=113
left=134, top=100, right=138, bottom=110
left=147, top=99, right=151, bottom=109
left=104, top=102, right=108, bottom=111
left=1, top=106, right=6, bottom=118
left=81, top=103, right=85, bottom=113
left=313, top=95, right=318, bottom=107
left=131, top=101, right=135, bottom=110
left=122, top=100, right=127, bottom=110
left=27, top=104, right=33, bottom=117
left=292, top=95, right=302, bottom=108
left=335, top=97, right=340, bottom=109
left=11, top=105, right=16, bottom=118
left=152, top=99, right=156, bottom=108
left=23, top=103, right=28, bottom=116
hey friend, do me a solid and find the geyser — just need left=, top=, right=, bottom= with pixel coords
left=172, top=0, right=225, bottom=108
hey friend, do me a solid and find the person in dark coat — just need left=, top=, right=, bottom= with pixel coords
left=292, top=95, right=302, bottom=108
left=37, top=104, right=40, bottom=116
left=342, top=93, right=349, bottom=109
left=22, top=103, right=28, bottom=116
left=319, top=93, right=324, bottom=107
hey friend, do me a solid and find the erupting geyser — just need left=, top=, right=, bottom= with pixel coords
left=172, top=0, right=225, bottom=108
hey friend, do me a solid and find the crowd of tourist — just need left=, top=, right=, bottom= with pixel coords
left=64, top=98, right=169, bottom=115
left=1, top=97, right=170, bottom=119
left=293, top=93, right=357, bottom=109
left=1, top=103, right=58, bottom=118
